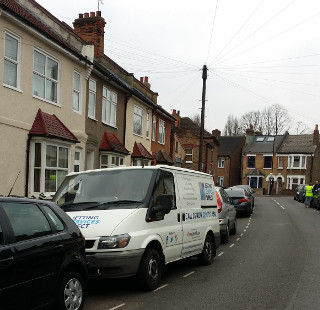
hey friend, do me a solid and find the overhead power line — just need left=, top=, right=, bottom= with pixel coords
left=206, top=0, right=219, bottom=63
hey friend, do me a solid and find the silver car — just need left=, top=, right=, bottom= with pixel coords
left=215, top=187, right=237, bottom=243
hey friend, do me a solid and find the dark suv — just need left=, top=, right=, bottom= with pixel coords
left=0, top=197, right=87, bottom=310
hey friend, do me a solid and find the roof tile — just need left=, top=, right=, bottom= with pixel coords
left=131, top=142, right=152, bottom=159
left=99, top=132, right=129, bottom=155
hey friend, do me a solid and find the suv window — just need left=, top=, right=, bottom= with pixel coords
left=43, top=205, right=65, bottom=232
left=0, top=222, right=3, bottom=245
left=2, top=202, right=52, bottom=242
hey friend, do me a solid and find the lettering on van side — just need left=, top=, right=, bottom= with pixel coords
left=72, top=215, right=100, bottom=229
left=185, top=211, right=216, bottom=220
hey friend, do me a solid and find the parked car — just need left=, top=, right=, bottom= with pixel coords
left=294, top=184, right=306, bottom=202
left=231, top=185, right=255, bottom=207
left=215, top=187, right=237, bottom=243
left=225, top=187, right=254, bottom=217
left=0, top=197, right=87, bottom=310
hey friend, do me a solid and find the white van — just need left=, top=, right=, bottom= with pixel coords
left=53, top=165, right=220, bottom=290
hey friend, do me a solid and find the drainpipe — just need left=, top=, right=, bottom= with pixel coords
left=25, top=136, right=31, bottom=197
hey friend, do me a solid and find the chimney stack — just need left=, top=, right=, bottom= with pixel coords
left=313, top=124, right=319, bottom=145
left=73, top=11, right=106, bottom=58
left=172, top=109, right=181, bottom=128
left=212, top=129, right=221, bottom=138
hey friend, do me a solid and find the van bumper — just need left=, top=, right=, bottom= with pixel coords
left=86, top=249, right=144, bottom=278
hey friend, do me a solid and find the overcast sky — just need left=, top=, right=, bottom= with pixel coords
left=37, top=0, right=320, bottom=134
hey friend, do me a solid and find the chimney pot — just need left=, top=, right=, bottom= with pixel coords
left=173, top=109, right=176, bottom=114
left=316, top=124, right=319, bottom=131
left=96, top=11, right=101, bottom=17
left=79, top=13, right=83, bottom=19
left=140, top=77, right=143, bottom=82
left=145, top=76, right=149, bottom=83
left=84, top=12, right=89, bottom=18
left=90, top=12, right=95, bottom=17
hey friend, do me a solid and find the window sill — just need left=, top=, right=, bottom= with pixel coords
left=133, top=133, right=143, bottom=138
left=33, top=95, right=60, bottom=107
left=3, top=83, right=22, bottom=93
left=88, top=116, right=97, bottom=122
left=102, top=121, right=117, bottom=129
left=185, top=161, right=193, bottom=164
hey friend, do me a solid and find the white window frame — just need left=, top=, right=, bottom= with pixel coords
left=30, top=139, right=71, bottom=197
left=217, top=176, right=224, bottom=186
left=185, top=148, right=193, bottom=163
left=277, top=156, right=283, bottom=169
left=131, top=158, right=151, bottom=166
left=152, top=115, right=157, bottom=141
left=3, top=31, right=20, bottom=90
left=218, top=157, right=225, bottom=168
left=88, top=79, right=96, bottom=119
left=100, top=153, right=125, bottom=169
left=102, top=86, right=117, bottom=127
left=247, top=176, right=264, bottom=189
left=73, top=71, right=81, bottom=113
left=74, top=148, right=82, bottom=172
left=33, top=48, right=59, bottom=105
left=286, top=175, right=305, bottom=190
left=287, top=155, right=307, bottom=169
left=146, top=112, right=150, bottom=139
left=158, top=119, right=165, bottom=145
left=133, top=105, right=143, bottom=136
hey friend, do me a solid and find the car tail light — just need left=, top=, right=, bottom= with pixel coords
left=216, top=192, right=222, bottom=213
left=238, top=198, right=248, bottom=203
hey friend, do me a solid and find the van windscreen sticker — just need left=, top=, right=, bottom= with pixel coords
left=200, top=182, right=214, bottom=200
left=72, top=215, right=100, bottom=229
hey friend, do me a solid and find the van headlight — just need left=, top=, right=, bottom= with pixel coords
left=98, top=234, right=131, bottom=249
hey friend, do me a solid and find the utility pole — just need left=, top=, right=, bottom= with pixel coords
left=198, top=64, right=208, bottom=172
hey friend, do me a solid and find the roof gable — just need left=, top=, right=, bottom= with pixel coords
left=131, top=142, right=152, bottom=159
left=156, top=149, right=173, bottom=164
left=29, top=109, right=78, bottom=142
left=99, top=132, right=129, bottom=155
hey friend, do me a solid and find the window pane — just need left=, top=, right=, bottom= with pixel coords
left=74, top=72, right=80, bottom=90
left=4, top=60, right=17, bottom=87
left=106, top=100, right=111, bottom=123
left=89, top=79, right=96, bottom=91
left=45, top=170, right=57, bottom=192
left=47, top=58, right=58, bottom=80
left=46, top=145, right=57, bottom=167
left=5, top=34, right=18, bottom=61
left=248, top=156, right=255, bottom=168
left=34, top=143, right=41, bottom=167
left=264, top=156, right=272, bottom=168
left=59, top=147, right=68, bottom=168
left=33, top=73, right=45, bottom=98
left=34, top=169, right=40, bottom=192
left=2, top=202, right=51, bottom=242
left=73, top=92, right=80, bottom=111
left=43, top=205, right=64, bottom=232
left=88, top=92, right=95, bottom=118
left=45, top=79, right=57, bottom=102
left=75, top=151, right=80, bottom=161
left=57, top=170, right=67, bottom=189
left=34, top=50, right=46, bottom=74
left=101, top=155, right=108, bottom=165
left=110, top=103, right=116, bottom=126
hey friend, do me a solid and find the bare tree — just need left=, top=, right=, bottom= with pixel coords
left=291, top=122, right=312, bottom=134
left=239, top=110, right=262, bottom=133
left=191, top=114, right=201, bottom=127
left=261, top=104, right=291, bottom=135
left=223, top=114, right=242, bottom=136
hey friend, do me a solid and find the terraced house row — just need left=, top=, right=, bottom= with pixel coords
left=0, top=0, right=184, bottom=198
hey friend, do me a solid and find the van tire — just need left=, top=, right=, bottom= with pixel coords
left=230, top=218, right=237, bottom=235
left=221, top=224, right=229, bottom=244
left=199, top=234, right=215, bottom=265
left=137, top=248, right=162, bottom=291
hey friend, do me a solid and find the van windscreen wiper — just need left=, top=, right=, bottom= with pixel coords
left=84, top=200, right=142, bottom=210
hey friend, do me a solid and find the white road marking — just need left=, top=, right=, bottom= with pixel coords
left=244, top=229, right=247, bottom=232
left=236, top=238, right=240, bottom=241
left=183, top=271, right=195, bottom=278
left=246, top=226, right=249, bottom=229
left=240, top=233, right=244, bottom=236
left=110, top=304, right=125, bottom=310
left=218, top=252, right=224, bottom=257
left=153, top=284, right=169, bottom=292
left=230, top=244, right=235, bottom=248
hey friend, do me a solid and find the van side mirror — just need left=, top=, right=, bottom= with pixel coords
left=152, top=194, right=173, bottom=215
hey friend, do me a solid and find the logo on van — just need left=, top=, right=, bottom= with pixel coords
left=72, top=215, right=100, bottom=229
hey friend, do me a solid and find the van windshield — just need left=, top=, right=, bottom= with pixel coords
left=53, top=169, right=154, bottom=209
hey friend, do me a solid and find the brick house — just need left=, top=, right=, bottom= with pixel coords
left=173, top=110, right=219, bottom=176
left=214, top=130, right=245, bottom=187
left=242, top=124, right=320, bottom=195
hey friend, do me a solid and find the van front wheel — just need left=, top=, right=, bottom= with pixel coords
left=199, top=234, right=215, bottom=265
left=137, top=248, right=162, bottom=291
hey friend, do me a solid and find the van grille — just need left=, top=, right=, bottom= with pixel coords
left=85, top=240, right=95, bottom=249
